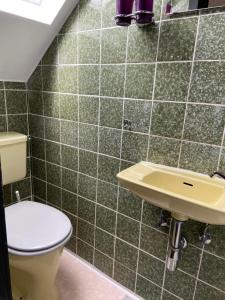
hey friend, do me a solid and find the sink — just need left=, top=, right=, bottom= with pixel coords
left=117, top=162, right=225, bottom=224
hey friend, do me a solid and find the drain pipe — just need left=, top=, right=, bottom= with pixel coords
left=166, top=215, right=187, bottom=272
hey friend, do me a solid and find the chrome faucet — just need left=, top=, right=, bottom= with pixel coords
left=210, top=171, right=225, bottom=180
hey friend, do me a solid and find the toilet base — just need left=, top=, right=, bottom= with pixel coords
left=9, top=246, right=63, bottom=300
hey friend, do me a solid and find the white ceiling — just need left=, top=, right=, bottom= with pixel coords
left=0, top=0, right=78, bottom=82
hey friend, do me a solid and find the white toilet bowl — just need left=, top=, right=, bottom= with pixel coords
left=5, top=201, right=73, bottom=300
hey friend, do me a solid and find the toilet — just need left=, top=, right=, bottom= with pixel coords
left=6, top=201, right=72, bottom=300
left=0, top=132, right=72, bottom=300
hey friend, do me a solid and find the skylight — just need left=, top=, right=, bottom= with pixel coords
left=0, top=0, right=66, bottom=25
left=22, top=0, right=43, bottom=5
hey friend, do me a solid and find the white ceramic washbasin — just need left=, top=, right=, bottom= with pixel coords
left=117, top=162, right=225, bottom=224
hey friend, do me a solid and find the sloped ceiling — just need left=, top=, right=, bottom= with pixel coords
left=0, top=0, right=78, bottom=82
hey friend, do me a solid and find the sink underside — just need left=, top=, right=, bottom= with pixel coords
left=117, top=162, right=225, bottom=225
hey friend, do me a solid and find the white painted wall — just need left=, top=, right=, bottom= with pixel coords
left=0, top=0, right=78, bottom=82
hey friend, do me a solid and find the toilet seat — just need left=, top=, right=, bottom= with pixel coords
left=5, top=201, right=73, bottom=256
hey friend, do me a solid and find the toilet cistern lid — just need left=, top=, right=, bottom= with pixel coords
left=5, top=201, right=72, bottom=252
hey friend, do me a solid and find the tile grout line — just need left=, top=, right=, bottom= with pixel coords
left=56, top=34, right=63, bottom=213
left=192, top=243, right=205, bottom=300
left=217, top=125, right=225, bottom=170
left=134, top=199, right=144, bottom=293
left=75, top=2, right=80, bottom=256
left=177, top=14, right=201, bottom=168
left=93, top=0, right=103, bottom=266
left=112, top=23, right=129, bottom=279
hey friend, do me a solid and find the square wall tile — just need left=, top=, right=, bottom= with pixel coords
left=77, top=239, right=93, bottom=264
left=61, top=120, right=78, bottom=147
left=99, top=127, right=121, bottom=158
left=58, top=34, right=77, bottom=64
left=183, top=104, right=225, bottom=145
left=141, top=224, right=168, bottom=260
left=8, top=115, right=28, bottom=135
left=77, top=218, right=94, bottom=245
left=31, top=137, right=45, bottom=160
left=78, top=196, right=95, bottom=224
left=179, top=245, right=201, bottom=277
left=113, top=262, right=136, bottom=292
left=219, top=148, right=225, bottom=174
left=46, top=141, right=60, bottom=165
left=62, top=168, right=77, bottom=193
left=96, top=205, right=116, bottom=234
left=61, top=145, right=78, bottom=171
left=58, top=66, right=77, bottom=94
left=164, top=269, right=195, bottom=300
left=62, top=189, right=77, bottom=215
left=98, top=154, right=120, bottom=184
left=6, top=91, right=27, bottom=114
left=118, top=187, right=142, bottom=221
left=151, top=102, right=185, bottom=139
left=42, top=67, right=58, bottom=92
left=148, top=136, right=180, bottom=167
left=158, top=18, right=197, bottom=61
left=4, top=82, right=26, bottom=90
left=47, top=184, right=61, bottom=208
left=78, top=31, right=100, bottom=64
left=102, top=0, right=115, bottom=28
left=45, top=118, right=60, bottom=142
left=189, top=61, right=225, bottom=104
left=125, top=64, right=155, bottom=100
left=101, top=65, right=125, bottom=98
left=46, top=162, right=61, bottom=186
left=60, top=6, right=78, bottom=33
left=123, top=100, right=151, bottom=133
left=127, top=25, right=158, bottom=63
left=79, top=149, right=97, bottom=177
left=136, top=276, right=161, bottom=300
left=60, top=94, right=78, bottom=121
left=78, top=173, right=97, bottom=201
left=100, top=98, right=123, bottom=129
left=154, top=63, right=191, bottom=102
left=79, top=65, right=100, bottom=96
left=101, top=27, right=127, bottom=64
left=29, top=115, right=44, bottom=138
left=32, top=158, right=46, bottom=180
left=180, top=142, right=220, bottom=174
left=94, top=250, right=113, bottom=277
left=199, top=252, right=225, bottom=291
left=28, top=91, right=43, bottom=115
left=0, top=90, right=5, bottom=114
left=138, top=251, right=165, bottom=285
left=115, top=239, right=138, bottom=270
left=32, top=178, right=46, bottom=200
left=42, top=38, right=58, bottom=65
left=0, top=116, right=7, bottom=132
left=43, top=92, right=59, bottom=118
left=97, top=180, right=117, bottom=210
left=79, top=0, right=102, bottom=31
left=27, top=67, right=42, bottom=91
left=116, top=214, right=140, bottom=246
left=196, top=14, right=225, bottom=60
left=195, top=281, right=225, bottom=300
left=142, top=201, right=168, bottom=232
left=79, top=123, right=98, bottom=152
left=79, top=96, right=99, bottom=125
left=121, top=131, right=148, bottom=162
left=95, top=227, right=115, bottom=258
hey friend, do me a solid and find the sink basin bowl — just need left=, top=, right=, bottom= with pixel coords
left=117, top=162, right=225, bottom=224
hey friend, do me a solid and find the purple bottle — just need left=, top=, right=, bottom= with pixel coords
left=115, top=0, right=134, bottom=26
left=135, top=0, right=154, bottom=25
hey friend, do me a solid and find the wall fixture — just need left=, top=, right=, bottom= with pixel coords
left=115, top=0, right=154, bottom=27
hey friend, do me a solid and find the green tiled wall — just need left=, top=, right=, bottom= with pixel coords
left=0, top=82, right=32, bottom=205
left=27, top=1, right=225, bottom=299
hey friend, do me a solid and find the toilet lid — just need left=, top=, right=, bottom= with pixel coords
left=5, top=201, right=72, bottom=252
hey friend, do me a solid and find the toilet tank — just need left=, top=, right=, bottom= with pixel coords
left=0, top=132, right=27, bottom=185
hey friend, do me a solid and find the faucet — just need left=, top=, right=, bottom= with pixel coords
left=210, top=171, right=225, bottom=180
